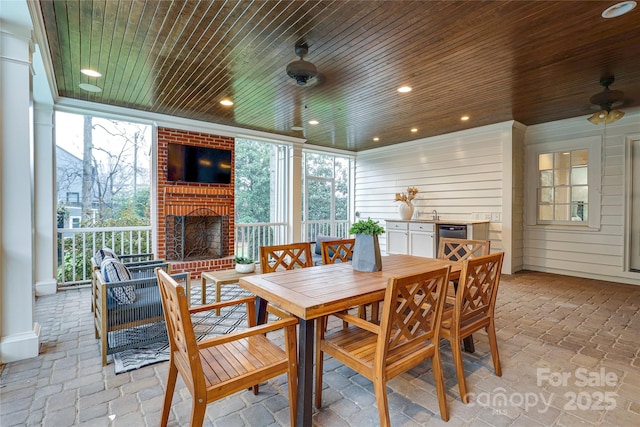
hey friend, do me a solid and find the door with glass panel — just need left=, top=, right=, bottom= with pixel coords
left=631, top=140, right=640, bottom=271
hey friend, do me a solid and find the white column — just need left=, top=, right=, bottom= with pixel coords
left=34, top=104, right=57, bottom=295
left=289, top=144, right=303, bottom=242
left=0, top=22, right=41, bottom=363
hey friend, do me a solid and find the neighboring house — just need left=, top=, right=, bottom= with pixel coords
left=55, top=145, right=96, bottom=228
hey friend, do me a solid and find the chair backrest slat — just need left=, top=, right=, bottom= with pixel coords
left=260, top=242, right=313, bottom=273
left=437, top=238, right=490, bottom=262
left=156, top=269, right=202, bottom=384
left=377, top=266, right=450, bottom=361
left=321, top=238, right=355, bottom=264
left=455, top=252, right=504, bottom=327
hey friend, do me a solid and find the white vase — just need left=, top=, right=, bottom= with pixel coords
left=398, top=202, right=414, bottom=220
left=235, top=263, right=256, bottom=273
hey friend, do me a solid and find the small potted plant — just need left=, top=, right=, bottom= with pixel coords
left=234, top=256, right=255, bottom=273
left=349, top=217, right=385, bottom=272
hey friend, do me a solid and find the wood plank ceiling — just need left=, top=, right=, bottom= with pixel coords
left=36, top=0, right=640, bottom=151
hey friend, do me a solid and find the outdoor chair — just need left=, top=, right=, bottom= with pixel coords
left=90, top=247, right=163, bottom=312
left=320, top=238, right=379, bottom=324
left=259, top=242, right=313, bottom=272
left=155, top=269, right=298, bottom=427
left=315, top=266, right=452, bottom=425
left=259, top=242, right=313, bottom=318
left=440, top=252, right=504, bottom=403
left=93, top=259, right=179, bottom=365
left=437, top=238, right=490, bottom=262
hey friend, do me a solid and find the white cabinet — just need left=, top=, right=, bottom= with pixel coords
left=409, top=222, right=435, bottom=258
left=386, top=221, right=409, bottom=255
left=386, top=221, right=435, bottom=257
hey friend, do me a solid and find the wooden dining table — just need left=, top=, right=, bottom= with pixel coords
left=239, top=254, right=462, bottom=427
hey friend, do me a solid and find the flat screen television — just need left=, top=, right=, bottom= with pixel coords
left=167, top=143, right=232, bottom=184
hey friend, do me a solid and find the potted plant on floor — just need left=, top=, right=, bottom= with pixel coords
left=349, top=217, right=385, bottom=272
left=234, top=256, right=255, bottom=273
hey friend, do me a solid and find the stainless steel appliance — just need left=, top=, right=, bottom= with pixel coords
left=437, top=224, right=467, bottom=258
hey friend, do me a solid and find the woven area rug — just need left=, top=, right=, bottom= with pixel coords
left=113, top=285, right=253, bottom=374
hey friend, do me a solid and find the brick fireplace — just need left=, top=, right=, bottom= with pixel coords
left=156, top=127, right=235, bottom=278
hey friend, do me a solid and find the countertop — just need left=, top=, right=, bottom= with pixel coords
left=385, top=219, right=490, bottom=225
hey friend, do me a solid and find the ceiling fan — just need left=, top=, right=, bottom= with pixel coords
left=587, top=75, right=625, bottom=124
left=286, top=43, right=318, bottom=86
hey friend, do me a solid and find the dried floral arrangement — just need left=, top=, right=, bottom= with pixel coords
left=394, top=186, right=419, bottom=203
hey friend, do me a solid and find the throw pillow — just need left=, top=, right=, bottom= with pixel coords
left=94, top=246, right=119, bottom=264
left=100, top=258, right=136, bottom=304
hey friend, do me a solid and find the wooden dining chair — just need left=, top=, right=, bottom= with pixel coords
left=437, top=237, right=490, bottom=262
left=321, top=238, right=381, bottom=323
left=320, top=238, right=355, bottom=264
left=259, top=242, right=313, bottom=272
left=155, top=269, right=299, bottom=427
left=440, top=252, right=504, bottom=403
left=315, top=266, right=451, bottom=425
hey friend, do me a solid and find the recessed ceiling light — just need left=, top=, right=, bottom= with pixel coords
left=461, top=115, right=470, bottom=121
left=397, top=86, right=412, bottom=93
left=373, top=137, right=380, bottom=141
left=411, top=128, right=418, bottom=133
left=291, top=126, right=304, bottom=131
left=308, top=120, right=319, bottom=125
left=602, top=1, right=636, bottom=18
left=220, top=99, right=234, bottom=106
left=81, top=68, right=102, bottom=77
left=78, top=83, right=102, bottom=92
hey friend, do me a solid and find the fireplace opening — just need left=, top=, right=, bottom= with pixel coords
left=165, top=208, right=230, bottom=261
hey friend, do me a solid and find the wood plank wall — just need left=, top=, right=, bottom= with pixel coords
left=354, top=122, right=518, bottom=272
left=524, top=111, right=640, bottom=285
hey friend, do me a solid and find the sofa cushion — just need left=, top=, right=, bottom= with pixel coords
left=94, top=247, right=118, bottom=264
left=101, top=258, right=136, bottom=304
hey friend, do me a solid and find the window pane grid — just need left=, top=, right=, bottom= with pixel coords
left=538, top=149, right=588, bottom=223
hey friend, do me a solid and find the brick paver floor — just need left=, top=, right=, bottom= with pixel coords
left=1, top=270, right=639, bottom=426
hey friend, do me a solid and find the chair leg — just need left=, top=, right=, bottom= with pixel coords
left=450, top=336, right=469, bottom=403
left=486, top=321, right=502, bottom=376
left=101, top=335, right=107, bottom=366
left=431, top=349, right=450, bottom=421
left=285, top=325, right=298, bottom=424
left=190, top=397, right=207, bottom=427
left=373, top=377, right=390, bottom=427
left=160, top=360, right=178, bottom=427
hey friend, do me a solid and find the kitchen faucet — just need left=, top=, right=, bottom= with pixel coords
left=432, top=209, right=439, bottom=220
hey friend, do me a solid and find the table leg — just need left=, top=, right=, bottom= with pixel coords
left=463, top=336, right=475, bottom=353
left=297, top=318, right=315, bottom=427
left=256, top=296, right=268, bottom=325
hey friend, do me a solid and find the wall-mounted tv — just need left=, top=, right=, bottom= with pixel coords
left=167, top=143, right=232, bottom=184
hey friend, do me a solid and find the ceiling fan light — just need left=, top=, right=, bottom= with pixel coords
left=587, top=109, right=624, bottom=125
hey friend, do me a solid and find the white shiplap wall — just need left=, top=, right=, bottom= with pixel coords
left=354, top=121, right=521, bottom=273
left=524, top=110, right=640, bottom=285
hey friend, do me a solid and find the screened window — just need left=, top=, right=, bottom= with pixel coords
left=303, top=151, right=353, bottom=240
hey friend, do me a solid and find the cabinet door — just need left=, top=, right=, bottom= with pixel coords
left=410, top=232, right=434, bottom=258
left=386, top=222, right=408, bottom=254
